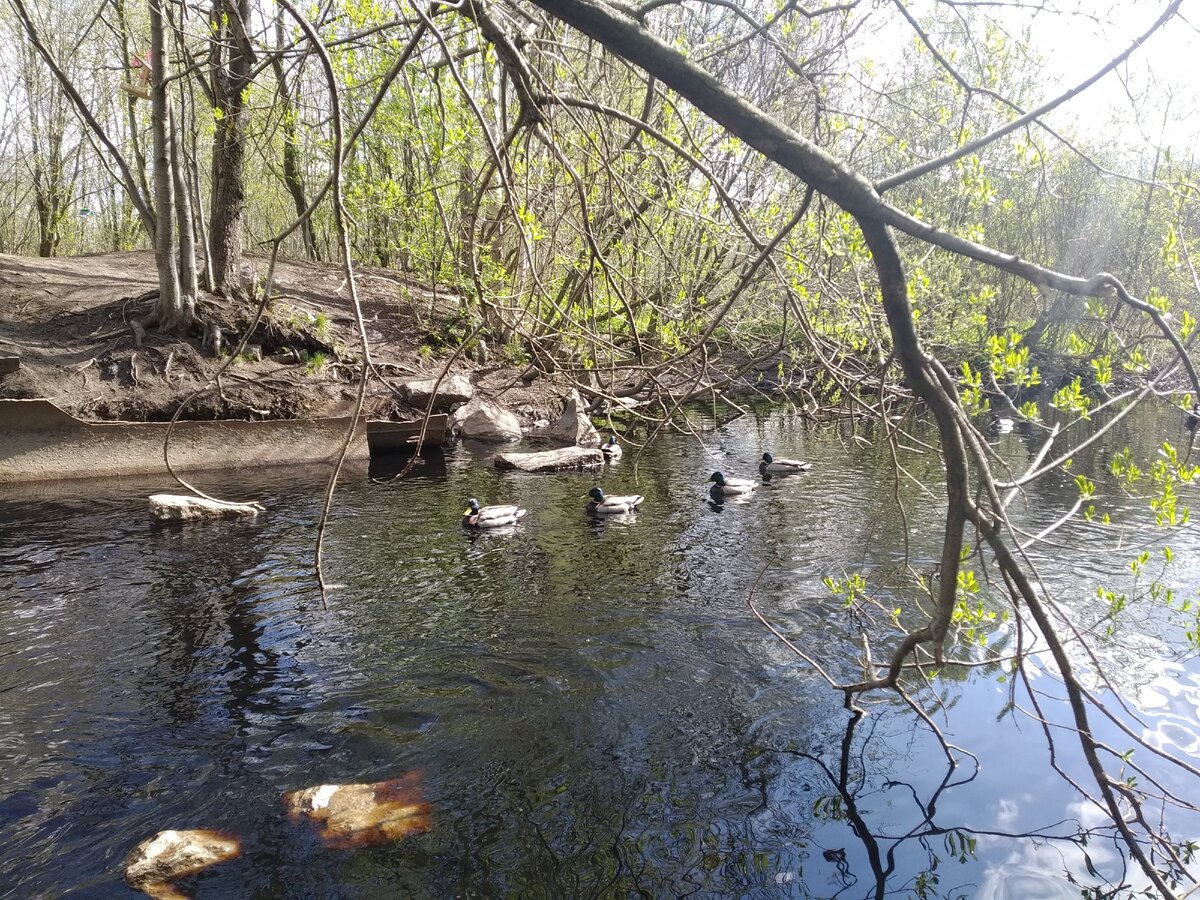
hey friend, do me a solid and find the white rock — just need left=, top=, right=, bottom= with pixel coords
left=124, top=829, right=241, bottom=898
left=544, top=389, right=600, bottom=447
left=495, top=446, right=604, bottom=472
left=402, top=373, right=474, bottom=411
left=446, top=398, right=522, bottom=442
left=149, top=494, right=264, bottom=521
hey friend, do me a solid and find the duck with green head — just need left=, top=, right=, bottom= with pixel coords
left=585, top=486, right=643, bottom=515
left=759, top=452, right=811, bottom=475
left=708, top=471, right=756, bottom=499
left=601, top=435, right=623, bottom=460
left=462, top=498, right=527, bottom=528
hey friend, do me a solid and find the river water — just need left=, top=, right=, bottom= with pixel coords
left=2, top=402, right=1198, bottom=897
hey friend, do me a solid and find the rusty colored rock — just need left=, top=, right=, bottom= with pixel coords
left=124, top=829, right=241, bottom=899
left=284, top=772, right=431, bottom=849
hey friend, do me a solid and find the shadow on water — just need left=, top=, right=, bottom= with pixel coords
left=1, top=401, right=1198, bottom=896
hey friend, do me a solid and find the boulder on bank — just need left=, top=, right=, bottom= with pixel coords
left=544, top=389, right=600, bottom=447
left=149, top=494, right=264, bottom=521
left=124, top=829, right=241, bottom=899
left=447, top=398, right=522, bottom=442
left=284, top=774, right=430, bottom=850
left=495, top=446, right=604, bottom=472
left=402, top=373, right=473, bottom=411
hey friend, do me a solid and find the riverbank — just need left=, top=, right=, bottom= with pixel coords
left=0, top=251, right=564, bottom=427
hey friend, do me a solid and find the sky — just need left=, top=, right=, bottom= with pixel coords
left=961, top=0, right=1199, bottom=146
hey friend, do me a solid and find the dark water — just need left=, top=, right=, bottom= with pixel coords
left=2, top=403, right=1198, bottom=897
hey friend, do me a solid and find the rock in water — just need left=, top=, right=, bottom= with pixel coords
left=149, top=494, right=264, bottom=522
left=495, top=446, right=604, bottom=472
left=124, top=829, right=241, bottom=899
left=446, top=398, right=522, bottom=442
left=545, top=389, right=600, bottom=447
left=284, top=773, right=431, bottom=849
left=402, top=373, right=474, bottom=411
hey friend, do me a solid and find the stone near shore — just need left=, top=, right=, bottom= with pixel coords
left=284, top=773, right=431, bottom=850
left=149, top=494, right=265, bottom=521
left=543, top=389, right=600, bottom=447
left=124, top=829, right=241, bottom=899
left=495, top=446, right=604, bottom=472
left=447, top=398, right=522, bottom=442
left=402, top=373, right=474, bottom=411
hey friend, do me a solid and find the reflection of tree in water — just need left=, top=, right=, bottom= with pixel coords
left=757, top=703, right=1164, bottom=900
left=137, top=520, right=308, bottom=736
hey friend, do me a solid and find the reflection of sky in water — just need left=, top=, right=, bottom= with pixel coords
left=977, top=800, right=1154, bottom=899
left=1139, top=661, right=1200, bottom=756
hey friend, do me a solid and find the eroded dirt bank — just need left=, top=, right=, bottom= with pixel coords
left=0, top=251, right=562, bottom=426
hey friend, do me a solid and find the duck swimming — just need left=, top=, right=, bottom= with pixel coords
left=759, top=452, right=811, bottom=474
left=601, top=435, right=623, bottom=459
left=708, top=471, right=756, bottom=498
left=462, top=498, right=527, bottom=528
left=585, top=486, right=643, bottom=515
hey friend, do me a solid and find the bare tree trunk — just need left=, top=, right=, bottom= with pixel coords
left=189, top=144, right=215, bottom=292
left=170, top=102, right=198, bottom=302
left=19, top=41, right=67, bottom=256
left=114, top=0, right=152, bottom=205
left=149, top=0, right=185, bottom=329
left=272, top=14, right=317, bottom=260
left=209, top=0, right=253, bottom=295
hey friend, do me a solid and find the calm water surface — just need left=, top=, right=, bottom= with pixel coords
left=2, top=403, right=1198, bottom=897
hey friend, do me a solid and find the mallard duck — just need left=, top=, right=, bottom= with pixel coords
left=759, top=452, right=811, bottom=475
left=708, top=471, right=756, bottom=498
left=462, top=498, right=526, bottom=528
left=601, top=435, right=623, bottom=459
left=585, top=486, right=643, bottom=515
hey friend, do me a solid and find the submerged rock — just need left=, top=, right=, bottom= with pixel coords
left=402, top=373, right=474, bottom=411
left=446, top=398, right=522, bottom=442
left=124, top=829, right=241, bottom=899
left=544, top=389, right=600, bottom=447
left=149, top=494, right=264, bottom=521
left=495, top=446, right=604, bottom=472
left=284, top=773, right=431, bottom=850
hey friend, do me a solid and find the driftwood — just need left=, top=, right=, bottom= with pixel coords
left=494, top=446, right=603, bottom=472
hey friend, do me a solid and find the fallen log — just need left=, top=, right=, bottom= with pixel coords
left=149, top=493, right=264, bottom=521
left=494, top=446, right=604, bottom=472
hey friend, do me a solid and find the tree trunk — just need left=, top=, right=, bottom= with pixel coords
left=170, top=102, right=198, bottom=303
left=272, top=15, right=317, bottom=260
left=20, top=43, right=66, bottom=257
left=114, top=0, right=152, bottom=207
left=209, top=0, right=252, bottom=295
left=148, top=0, right=185, bottom=329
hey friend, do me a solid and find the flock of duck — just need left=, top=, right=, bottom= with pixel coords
left=460, top=445, right=812, bottom=528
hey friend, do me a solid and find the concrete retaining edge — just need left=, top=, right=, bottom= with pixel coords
left=0, top=398, right=368, bottom=484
